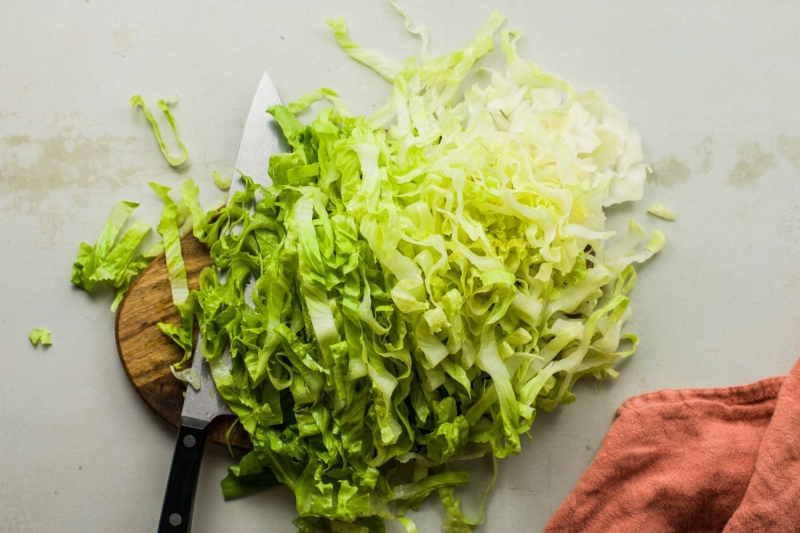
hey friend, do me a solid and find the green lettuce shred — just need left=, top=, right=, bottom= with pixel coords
left=29, top=328, right=52, bottom=346
left=647, top=203, right=677, bottom=221
left=130, top=95, right=189, bottom=167
left=287, top=88, right=350, bottom=116
left=71, top=200, right=157, bottom=311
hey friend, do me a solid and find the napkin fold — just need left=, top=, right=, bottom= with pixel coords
left=544, top=358, right=800, bottom=533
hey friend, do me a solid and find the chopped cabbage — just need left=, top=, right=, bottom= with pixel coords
left=179, top=8, right=664, bottom=532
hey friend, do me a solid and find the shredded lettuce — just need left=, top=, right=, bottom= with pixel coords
left=170, top=365, right=201, bottom=390
left=71, top=201, right=157, bottom=311
left=105, top=7, right=664, bottom=532
left=287, top=87, right=350, bottom=116
left=29, top=328, right=52, bottom=346
left=327, top=17, right=402, bottom=83
left=130, top=95, right=189, bottom=167
left=388, top=0, right=430, bottom=60
left=648, top=203, right=677, bottom=221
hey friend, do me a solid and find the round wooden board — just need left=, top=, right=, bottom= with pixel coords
left=115, top=232, right=252, bottom=449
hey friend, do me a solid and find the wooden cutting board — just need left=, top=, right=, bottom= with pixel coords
left=115, top=232, right=252, bottom=449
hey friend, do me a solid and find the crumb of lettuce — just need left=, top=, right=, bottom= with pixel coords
left=29, top=328, right=52, bottom=346
left=648, top=203, right=677, bottom=221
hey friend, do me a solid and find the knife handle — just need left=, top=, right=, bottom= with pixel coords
left=157, top=418, right=208, bottom=533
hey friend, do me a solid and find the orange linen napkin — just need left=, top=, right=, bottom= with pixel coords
left=544, top=358, right=800, bottom=533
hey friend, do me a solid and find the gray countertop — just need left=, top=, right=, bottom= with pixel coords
left=2, top=1, right=799, bottom=532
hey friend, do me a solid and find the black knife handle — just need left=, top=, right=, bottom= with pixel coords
left=157, top=419, right=208, bottom=533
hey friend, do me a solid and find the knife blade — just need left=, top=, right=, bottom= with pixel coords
left=157, top=71, right=282, bottom=533
left=180, top=69, right=283, bottom=427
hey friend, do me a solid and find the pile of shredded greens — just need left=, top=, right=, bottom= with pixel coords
left=76, top=8, right=667, bottom=532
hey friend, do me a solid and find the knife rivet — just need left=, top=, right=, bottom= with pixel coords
left=183, top=435, right=196, bottom=448
left=169, top=513, right=182, bottom=526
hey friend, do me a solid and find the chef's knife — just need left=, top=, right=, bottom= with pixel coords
left=156, top=71, right=282, bottom=533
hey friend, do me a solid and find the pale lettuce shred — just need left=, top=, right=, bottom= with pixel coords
left=648, top=203, right=677, bottom=221
left=71, top=201, right=159, bottom=311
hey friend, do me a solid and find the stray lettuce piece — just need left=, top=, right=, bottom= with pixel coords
left=210, top=171, right=233, bottom=211
left=130, top=95, right=189, bottom=167
left=287, top=87, right=350, bottom=116
left=221, top=452, right=281, bottom=501
left=648, top=203, right=677, bottom=221
left=71, top=201, right=139, bottom=292
left=29, top=328, right=52, bottom=346
left=71, top=201, right=156, bottom=311
left=212, top=171, right=232, bottom=191
left=170, top=365, right=201, bottom=390
left=174, top=8, right=666, bottom=532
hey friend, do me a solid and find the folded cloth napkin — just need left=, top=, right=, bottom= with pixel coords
left=544, top=358, right=800, bottom=533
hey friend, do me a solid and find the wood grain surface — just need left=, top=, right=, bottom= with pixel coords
left=115, top=232, right=252, bottom=449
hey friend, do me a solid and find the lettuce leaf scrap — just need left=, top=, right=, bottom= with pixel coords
left=70, top=201, right=157, bottom=311
left=648, top=203, right=677, bottom=221
left=29, top=328, right=52, bottom=346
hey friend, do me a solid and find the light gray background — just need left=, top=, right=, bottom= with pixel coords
left=2, top=1, right=799, bottom=532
